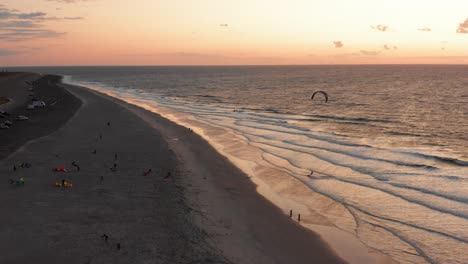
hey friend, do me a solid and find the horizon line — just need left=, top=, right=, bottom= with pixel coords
left=4, top=63, right=468, bottom=68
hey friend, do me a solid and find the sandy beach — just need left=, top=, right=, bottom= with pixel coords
left=0, top=74, right=346, bottom=264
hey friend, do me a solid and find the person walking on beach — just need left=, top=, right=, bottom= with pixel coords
left=72, top=161, right=80, bottom=171
left=144, top=169, right=152, bottom=176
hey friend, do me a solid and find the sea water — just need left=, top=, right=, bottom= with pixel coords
left=13, top=65, right=468, bottom=264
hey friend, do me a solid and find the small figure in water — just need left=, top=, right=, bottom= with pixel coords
left=107, top=121, right=111, bottom=127
left=164, top=172, right=171, bottom=179
left=13, top=165, right=16, bottom=171
left=101, top=234, right=108, bottom=242
left=92, top=149, right=97, bottom=154
left=114, top=153, right=118, bottom=160
left=116, top=243, right=121, bottom=250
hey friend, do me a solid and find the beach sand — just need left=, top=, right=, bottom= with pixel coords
left=0, top=75, right=346, bottom=263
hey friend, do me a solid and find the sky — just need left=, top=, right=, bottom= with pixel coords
left=1, top=0, right=468, bottom=66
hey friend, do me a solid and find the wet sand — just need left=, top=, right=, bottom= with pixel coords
left=0, top=75, right=346, bottom=263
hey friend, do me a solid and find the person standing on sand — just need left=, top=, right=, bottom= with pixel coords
left=143, top=169, right=152, bottom=176
left=72, top=161, right=80, bottom=171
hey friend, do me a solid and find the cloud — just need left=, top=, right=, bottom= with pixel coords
left=383, top=45, right=398, bottom=50
left=333, top=41, right=343, bottom=48
left=0, top=20, right=41, bottom=28
left=0, top=8, right=80, bottom=21
left=360, top=50, right=379, bottom=56
left=0, top=11, right=47, bottom=20
left=0, top=48, right=23, bottom=56
left=384, top=44, right=398, bottom=50
left=456, top=18, right=468, bottom=33
left=417, top=27, right=432, bottom=32
left=64, top=16, right=84, bottom=20
left=0, top=29, right=66, bottom=41
left=371, top=24, right=389, bottom=32
left=0, top=4, right=82, bottom=41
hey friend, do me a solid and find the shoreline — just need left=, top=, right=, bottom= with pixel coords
left=0, top=74, right=347, bottom=263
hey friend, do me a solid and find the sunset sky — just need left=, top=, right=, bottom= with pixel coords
left=1, top=0, right=468, bottom=66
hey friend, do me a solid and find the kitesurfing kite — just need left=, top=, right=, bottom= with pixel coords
left=311, top=91, right=328, bottom=102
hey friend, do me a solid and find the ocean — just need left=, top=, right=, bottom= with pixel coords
left=11, top=65, right=468, bottom=263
